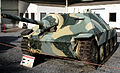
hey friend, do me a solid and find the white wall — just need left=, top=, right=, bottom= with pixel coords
left=23, top=3, right=66, bottom=21
left=24, top=3, right=66, bottom=21
left=37, top=6, right=66, bottom=21
left=68, top=4, right=120, bottom=28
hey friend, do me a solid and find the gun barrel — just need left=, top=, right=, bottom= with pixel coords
left=1, top=13, right=21, bottom=21
left=1, top=13, right=43, bottom=26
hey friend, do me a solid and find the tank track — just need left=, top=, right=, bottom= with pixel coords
left=21, top=38, right=30, bottom=55
left=76, top=38, right=98, bottom=63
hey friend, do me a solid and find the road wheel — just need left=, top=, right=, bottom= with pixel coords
left=114, top=34, right=117, bottom=49
left=76, top=39, right=98, bottom=64
left=91, top=41, right=99, bottom=64
left=105, top=41, right=110, bottom=56
left=110, top=38, right=114, bottom=52
left=99, top=45, right=105, bottom=62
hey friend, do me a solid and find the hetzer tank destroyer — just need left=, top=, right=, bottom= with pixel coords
left=2, top=11, right=117, bottom=68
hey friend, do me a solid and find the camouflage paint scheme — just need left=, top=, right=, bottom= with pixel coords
left=23, top=13, right=117, bottom=58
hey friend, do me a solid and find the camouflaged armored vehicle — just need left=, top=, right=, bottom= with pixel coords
left=21, top=12, right=117, bottom=65
left=2, top=13, right=117, bottom=67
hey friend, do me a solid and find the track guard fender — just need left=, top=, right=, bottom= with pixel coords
left=74, top=33, right=94, bottom=39
left=73, top=33, right=99, bottom=46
